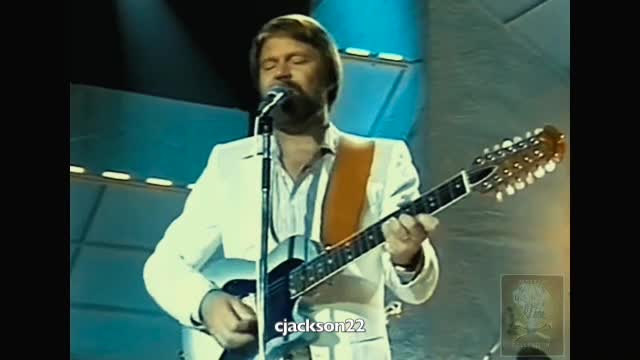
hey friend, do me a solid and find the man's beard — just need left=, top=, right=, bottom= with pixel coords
left=267, top=84, right=325, bottom=135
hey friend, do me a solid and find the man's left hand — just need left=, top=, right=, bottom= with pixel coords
left=381, top=213, right=439, bottom=266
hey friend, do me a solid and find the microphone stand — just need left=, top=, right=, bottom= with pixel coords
left=253, top=91, right=287, bottom=360
left=256, top=112, right=271, bottom=360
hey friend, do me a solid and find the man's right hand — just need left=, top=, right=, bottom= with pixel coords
left=199, top=290, right=257, bottom=349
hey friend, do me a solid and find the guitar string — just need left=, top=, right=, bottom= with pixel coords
left=259, top=184, right=459, bottom=297
left=260, top=191, right=442, bottom=297
left=263, top=206, right=427, bottom=296
left=262, top=231, right=382, bottom=297
left=262, top=224, right=388, bottom=297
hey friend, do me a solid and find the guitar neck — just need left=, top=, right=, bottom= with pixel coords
left=287, top=171, right=473, bottom=299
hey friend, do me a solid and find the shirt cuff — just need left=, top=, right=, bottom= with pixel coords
left=392, top=249, right=425, bottom=284
left=189, top=285, right=219, bottom=334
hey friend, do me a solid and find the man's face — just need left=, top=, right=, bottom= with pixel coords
left=258, top=35, right=328, bottom=105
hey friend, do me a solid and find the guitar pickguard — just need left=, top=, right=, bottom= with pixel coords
left=181, top=236, right=323, bottom=360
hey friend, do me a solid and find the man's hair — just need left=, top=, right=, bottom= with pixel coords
left=249, top=14, right=342, bottom=109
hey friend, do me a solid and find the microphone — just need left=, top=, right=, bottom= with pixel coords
left=253, top=84, right=321, bottom=135
left=256, top=86, right=293, bottom=118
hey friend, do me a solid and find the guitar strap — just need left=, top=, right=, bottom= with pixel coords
left=321, top=136, right=375, bottom=249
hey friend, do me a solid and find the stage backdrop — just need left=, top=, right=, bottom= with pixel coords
left=399, top=0, right=570, bottom=359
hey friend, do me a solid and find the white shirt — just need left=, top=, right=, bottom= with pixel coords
left=269, top=133, right=334, bottom=248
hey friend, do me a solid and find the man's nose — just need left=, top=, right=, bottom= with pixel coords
left=274, top=63, right=292, bottom=80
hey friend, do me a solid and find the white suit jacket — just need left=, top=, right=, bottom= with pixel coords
left=143, top=125, right=440, bottom=360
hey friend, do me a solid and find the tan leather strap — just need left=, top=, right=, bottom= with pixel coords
left=321, top=137, right=375, bottom=249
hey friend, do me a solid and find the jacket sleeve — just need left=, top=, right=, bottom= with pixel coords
left=380, top=141, right=440, bottom=305
left=143, top=146, right=225, bottom=328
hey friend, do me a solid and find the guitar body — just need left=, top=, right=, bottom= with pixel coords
left=181, top=237, right=322, bottom=360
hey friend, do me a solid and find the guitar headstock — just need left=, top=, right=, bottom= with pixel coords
left=466, top=125, right=566, bottom=202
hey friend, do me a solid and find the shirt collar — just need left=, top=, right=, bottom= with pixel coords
left=242, top=122, right=341, bottom=159
left=318, top=122, right=340, bottom=154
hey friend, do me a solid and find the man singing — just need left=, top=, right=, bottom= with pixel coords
left=144, top=14, right=441, bottom=360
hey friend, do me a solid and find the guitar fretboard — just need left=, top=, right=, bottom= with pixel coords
left=287, top=171, right=470, bottom=298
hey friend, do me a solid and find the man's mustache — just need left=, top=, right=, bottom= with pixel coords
left=261, top=85, right=322, bottom=122
left=270, top=81, right=304, bottom=95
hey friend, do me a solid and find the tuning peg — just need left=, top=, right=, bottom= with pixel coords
left=496, top=191, right=503, bottom=203
left=553, top=152, right=563, bottom=162
left=525, top=131, right=532, bottom=138
left=505, top=185, right=515, bottom=195
left=534, top=166, right=545, bottom=178
left=533, top=149, right=544, bottom=158
left=501, top=139, right=513, bottom=148
left=544, top=160, right=556, bottom=172
left=493, top=144, right=500, bottom=151
left=515, top=179, right=526, bottom=190
left=484, top=148, right=490, bottom=154
left=513, top=136, right=523, bottom=143
left=526, top=173, right=535, bottom=184
left=534, top=128, right=543, bottom=135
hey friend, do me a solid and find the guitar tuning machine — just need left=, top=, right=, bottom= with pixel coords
left=526, top=173, right=535, bottom=184
left=505, top=185, right=515, bottom=196
left=544, top=160, right=557, bottom=172
left=474, top=156, right=486, bottom=165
